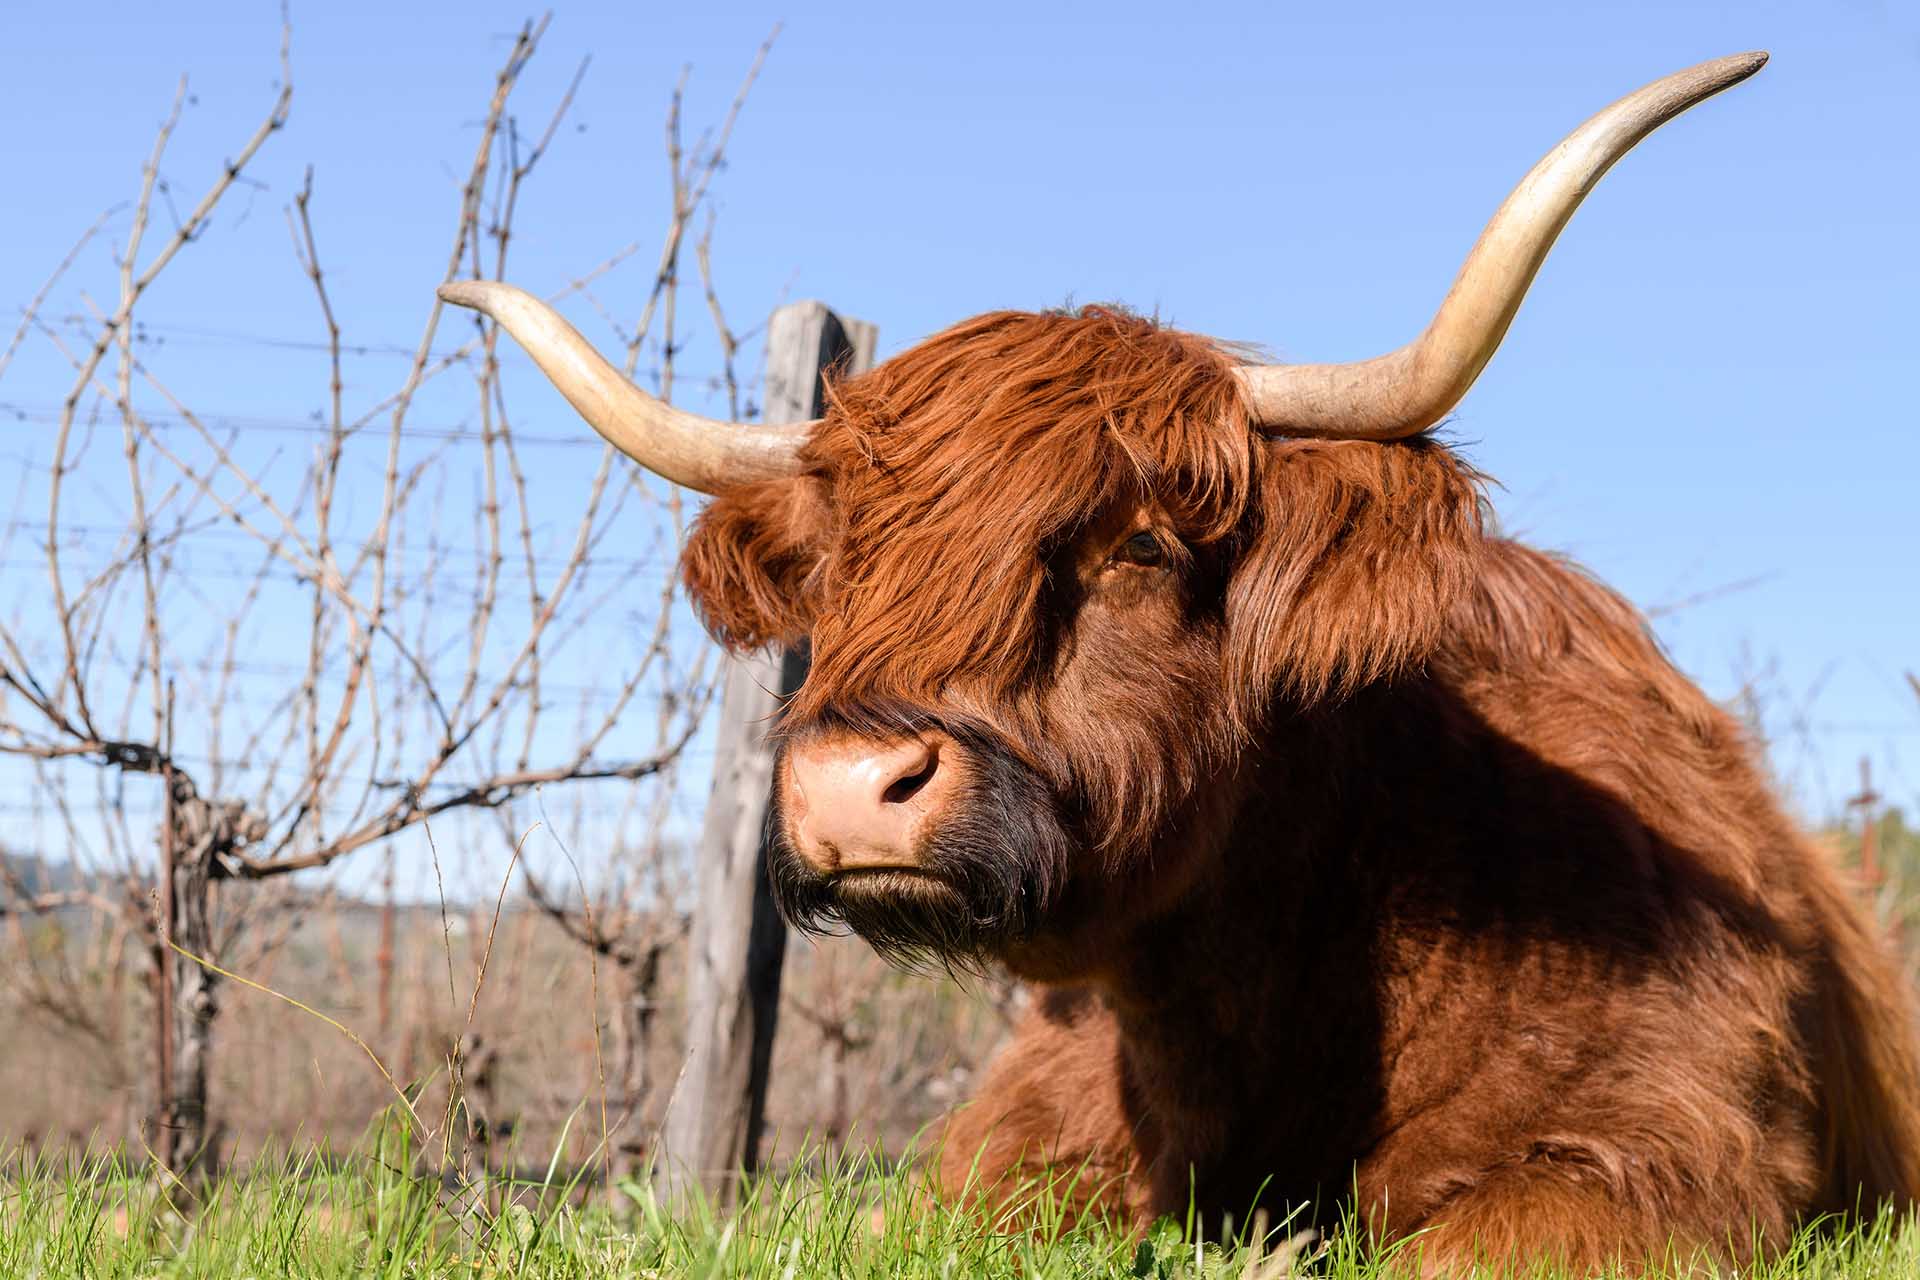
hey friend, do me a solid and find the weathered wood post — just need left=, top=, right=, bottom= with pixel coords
left=656, top=301, right=875, bottom=1202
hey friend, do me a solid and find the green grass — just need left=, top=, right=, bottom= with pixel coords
left=4, top=1133, right=1918, bottom=1278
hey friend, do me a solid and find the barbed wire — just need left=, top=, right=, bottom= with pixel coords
left=1, top=517, right=677, bottom=565
left=0, top=558, right=669, bottom=588
left=0, top=649, right=699, bottom=701
left=19, top=311, right=759, bottom=375
left=0, top=759, right=716, bottom=818
left=1, top=401, right=666, bottom=448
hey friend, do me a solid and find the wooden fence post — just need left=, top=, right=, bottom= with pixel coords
left=656, top=301, right=875, bottom=1202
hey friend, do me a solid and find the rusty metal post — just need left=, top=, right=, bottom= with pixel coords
left=1849, top=757, right=1883, bottom=887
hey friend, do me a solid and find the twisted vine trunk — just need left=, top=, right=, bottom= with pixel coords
left=159, top=771, right=263, bottom=1179
left=167, top=832, right=220, bottom=1176
left=611, top=941, right=668, bottom=1182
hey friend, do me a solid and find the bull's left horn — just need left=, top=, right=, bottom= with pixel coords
left=436, top=280, right=809, bottom=493
left=1237, top=51, right=1768, bottom=441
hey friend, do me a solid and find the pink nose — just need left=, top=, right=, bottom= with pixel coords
left=783, top=734, right=957, bottom=873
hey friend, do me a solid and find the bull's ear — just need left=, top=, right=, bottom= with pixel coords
left=681, top=473, right=831, bottom=652
left=1223, top=439, right=1484, bottom=721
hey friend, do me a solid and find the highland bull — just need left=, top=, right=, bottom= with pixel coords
left=441, top=53, right=1920, bottom=1272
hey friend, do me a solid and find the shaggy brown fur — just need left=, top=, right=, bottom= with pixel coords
left=679, top=306, right=1920, bottom=1272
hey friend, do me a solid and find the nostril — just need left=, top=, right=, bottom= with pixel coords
left=881, top=744, right=939, bottom=805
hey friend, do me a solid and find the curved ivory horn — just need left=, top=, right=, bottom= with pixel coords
left=1237, top=51, right=1768, bottom=440
left=436, top=280, right=810, bottom=493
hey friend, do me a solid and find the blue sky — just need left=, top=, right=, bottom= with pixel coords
left=2, top=0, right=1916, bottom=861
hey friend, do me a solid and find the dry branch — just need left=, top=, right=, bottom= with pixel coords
left=0, top=16, right=729, bottom=1178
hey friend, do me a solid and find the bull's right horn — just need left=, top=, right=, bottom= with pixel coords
left=437, top=280, right=810, bottom=494
left=1236, top=51, right=1769, bottom=441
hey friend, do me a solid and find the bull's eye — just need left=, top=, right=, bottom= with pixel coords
left=1115, top=530, right=1166, bottom=568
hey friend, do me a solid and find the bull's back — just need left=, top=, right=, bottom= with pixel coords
left=1796, top=839, right=1920, bottom=1214
left=1444, top=538, right=1920, bottom=1226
